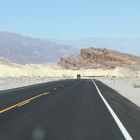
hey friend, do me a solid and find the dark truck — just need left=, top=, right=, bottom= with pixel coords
left=77, top=74, right=81, bottom=79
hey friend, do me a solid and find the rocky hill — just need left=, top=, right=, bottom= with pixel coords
left=58, top=48, right=140, bottom=70
left=0, top=32, right=79, bottom=64
left=0, top=57, right=13, bottom=65
left=0, top=57, right=21, bottom=67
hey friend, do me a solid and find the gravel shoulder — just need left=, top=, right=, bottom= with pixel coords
left=0, top=77, right=64, bottom=91
left=96, top=77, right=140, bottom=107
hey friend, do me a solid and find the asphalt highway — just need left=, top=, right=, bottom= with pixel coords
left=0, top=79, right=140, bottom=140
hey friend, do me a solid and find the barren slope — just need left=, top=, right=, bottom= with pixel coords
left=58, top=48, right=140, bottom=70
left=0, top=32, right=79, bottom=64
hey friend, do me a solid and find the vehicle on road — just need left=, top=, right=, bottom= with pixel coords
left=77, top=74, right=81, bottom=79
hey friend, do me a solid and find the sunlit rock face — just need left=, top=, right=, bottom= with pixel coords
left=58, top=47, right=140, bottom=70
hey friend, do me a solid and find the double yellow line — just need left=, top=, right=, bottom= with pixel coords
left=0, top=92, right=49, bottom=114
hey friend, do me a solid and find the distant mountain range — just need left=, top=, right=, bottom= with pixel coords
left=0, top=32, right=79, bottom=64
left=1, top=31, right=140, bottom=65
left=53, top=38, right=140, bottom=56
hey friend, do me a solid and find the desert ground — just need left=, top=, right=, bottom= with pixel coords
left=95, top=77, right=140, bottom=107
left=0, top=62, right=140, bottom=107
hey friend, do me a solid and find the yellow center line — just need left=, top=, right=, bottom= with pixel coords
left=17, top=100, right=30, bottom=107
left=0, top=92, right=49, bottom=114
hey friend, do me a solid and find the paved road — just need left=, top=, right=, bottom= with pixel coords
left=0, top=79, right=140, bottom=140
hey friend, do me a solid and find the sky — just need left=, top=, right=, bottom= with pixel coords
left=0, top=0, right=140, bottom=40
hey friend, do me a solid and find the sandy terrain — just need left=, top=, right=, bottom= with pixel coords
left=96, top=77, right=140, bottom=107
left=0, top=62, right=140, bottom=107
left=0, top=62, right=140, bottom=78
left=0, top=77, right=66, bottom=91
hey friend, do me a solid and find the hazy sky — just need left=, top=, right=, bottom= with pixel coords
left=0, top=0, right=140, bottom=39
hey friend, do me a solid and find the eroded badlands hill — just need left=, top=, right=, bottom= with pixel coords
left=58, top=48, right=140, bottom=69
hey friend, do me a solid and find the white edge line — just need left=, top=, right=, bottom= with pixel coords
left=92, top=79, right=133, bottom=140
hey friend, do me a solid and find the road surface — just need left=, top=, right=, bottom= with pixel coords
left=0, top=79, right=140, bottom=140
